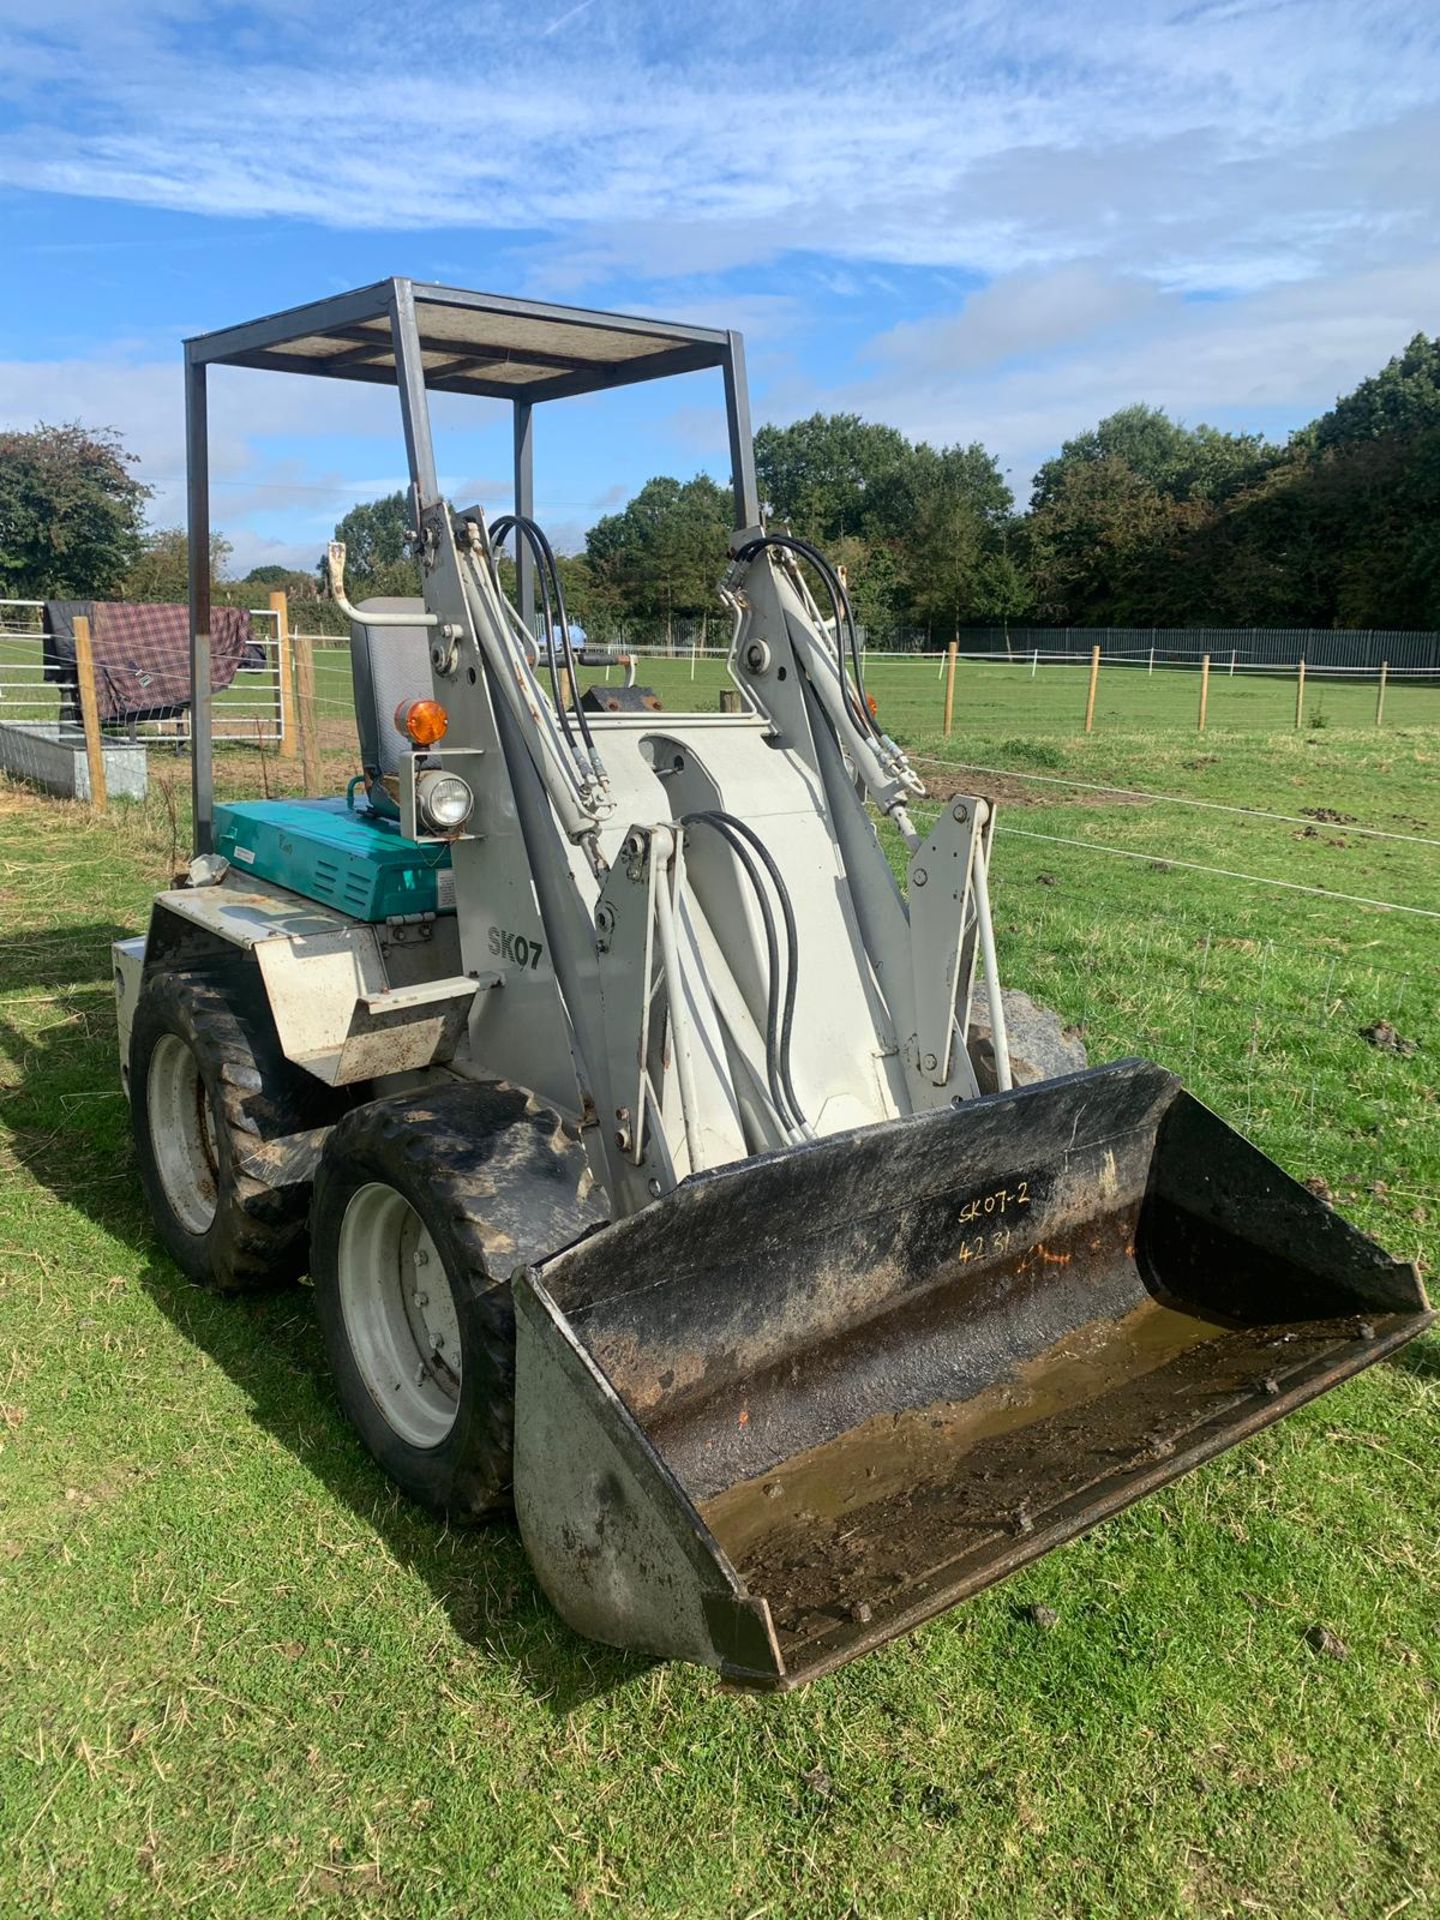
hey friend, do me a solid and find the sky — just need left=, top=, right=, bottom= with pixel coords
left=1, top=0, right=1437, bottom=573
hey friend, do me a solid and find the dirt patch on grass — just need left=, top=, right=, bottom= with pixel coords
left=1360, top=1020, right=1419, bottom=1058
left=919, top=763, right=1151, bottom=810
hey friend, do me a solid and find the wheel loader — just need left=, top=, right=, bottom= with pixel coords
left=116, top=279, right=1430, bottom=1689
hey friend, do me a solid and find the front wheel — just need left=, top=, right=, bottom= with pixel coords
left=309, top=1084, right=605, bottom=1521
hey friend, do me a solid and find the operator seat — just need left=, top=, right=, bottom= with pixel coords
left=349, top=598, right=434, bottom=809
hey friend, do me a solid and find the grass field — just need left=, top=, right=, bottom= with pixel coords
left=1, top=659, right=1437, bottom=1917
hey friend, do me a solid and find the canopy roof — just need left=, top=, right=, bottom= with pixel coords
left=184, top=278, right=733, bottom=403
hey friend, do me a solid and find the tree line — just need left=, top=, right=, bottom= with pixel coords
left=575, top=334, right=1439, bottom=640
left=3, top=334, right=1436, bottom=636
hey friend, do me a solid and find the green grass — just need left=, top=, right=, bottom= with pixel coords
left=1, top=678, right=1438, bottom=1917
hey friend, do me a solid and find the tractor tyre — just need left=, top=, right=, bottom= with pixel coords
left=309, top=1084, right=606, bottom=1522
left=130, top=965, right=346, bottom=1293
left=967, top=984, right=1087, bottom=1093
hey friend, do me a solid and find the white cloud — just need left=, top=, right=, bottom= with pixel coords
left=624, top=293, right=805, bottom=342
left=827, top=254, right=1440, bottom=494
left=869, top=267, right=1163, bottom=378
left=223, top=530, right=321, bottom=577
left=0, top=1, right=1435, bottom=298
left=3, top=0, right=1438, bottom=538
left=0, top=340, right=628, bottom=569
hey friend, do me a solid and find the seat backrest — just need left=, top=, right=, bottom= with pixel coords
left=349, top=598, right=434, bottom=777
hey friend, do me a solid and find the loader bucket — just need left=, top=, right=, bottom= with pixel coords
left=512, top=1060, right=1430, bottom=1689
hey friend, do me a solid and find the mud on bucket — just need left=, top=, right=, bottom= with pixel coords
left=512, top=1059, right=1429, bottom=1689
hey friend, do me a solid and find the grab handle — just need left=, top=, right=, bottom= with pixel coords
left=325, top=541, right=438, bottom=629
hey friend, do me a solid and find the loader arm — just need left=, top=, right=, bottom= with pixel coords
left=385, top=477, right=1001, bottom=1220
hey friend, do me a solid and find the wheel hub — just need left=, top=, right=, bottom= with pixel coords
left=147, top=1033, right=219, bottom=1235
left=337, top=1182, right=462, bottom=1448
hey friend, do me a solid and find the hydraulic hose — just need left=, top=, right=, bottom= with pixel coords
left=684, top=815, right=786, bottom=1126
left=682, top=809, right=806, bottom=1133
left=492, top=513, right=600, bottom=770
left=488, top=514, right=577, bottom=754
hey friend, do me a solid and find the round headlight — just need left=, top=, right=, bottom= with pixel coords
left=416, top=768, right=474, bottom=832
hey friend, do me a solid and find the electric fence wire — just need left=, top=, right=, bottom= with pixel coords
left=903, top=816, right=1440, bottom=922
left=908, top=755, right=1440, bottom=851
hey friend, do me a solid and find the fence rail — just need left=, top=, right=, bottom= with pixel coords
left=573, top=621, right=1440, bottom=672
left=854, top=625, right=1440, bottom=671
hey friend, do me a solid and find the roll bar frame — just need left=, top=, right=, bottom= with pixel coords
left=183, top=276, right=758, bottom=850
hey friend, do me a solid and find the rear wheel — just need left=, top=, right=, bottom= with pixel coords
left=309, top=1084, right=605, bottom=1521
left=146, top=1031, right=224, bottom=1236
left=130, top=967, right=346, bottom=1292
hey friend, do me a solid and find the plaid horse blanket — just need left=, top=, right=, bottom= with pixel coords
left=42, top=601, right=260, bottom=723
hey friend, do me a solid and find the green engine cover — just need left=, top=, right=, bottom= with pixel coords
left=213, top=798, right=453, bottom=922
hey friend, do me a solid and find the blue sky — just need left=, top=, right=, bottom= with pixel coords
left=1, top=0, right=1437, bottom=572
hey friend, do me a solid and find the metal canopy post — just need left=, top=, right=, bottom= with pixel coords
left=388, top=279, right=440, bottom=502
left=185, top=349, right=213, bottom=855
left=514, top=400, right=535, bottom=634
left=724, top=332, right=760, bottom=529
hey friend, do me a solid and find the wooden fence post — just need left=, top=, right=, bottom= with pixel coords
left=1084, top=644, right=1101, bottom=734
left=269, top=590, right=297, bottom=761
left=943, top=641, right=958, bottom=737
left=1295, top=657, right=1306, bottom=729
left=294, top=632, right=320, bottom=795
left=1198, top=653, right=1211, bottom=731
left=72, top=614, right=107, bottom=810
left=1375, top=660, right=1388, bottom=727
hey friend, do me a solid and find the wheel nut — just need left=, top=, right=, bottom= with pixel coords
left=413, top=1290, right=428, bottom=1308
left=413, top=1248, right=429, bottom=1267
